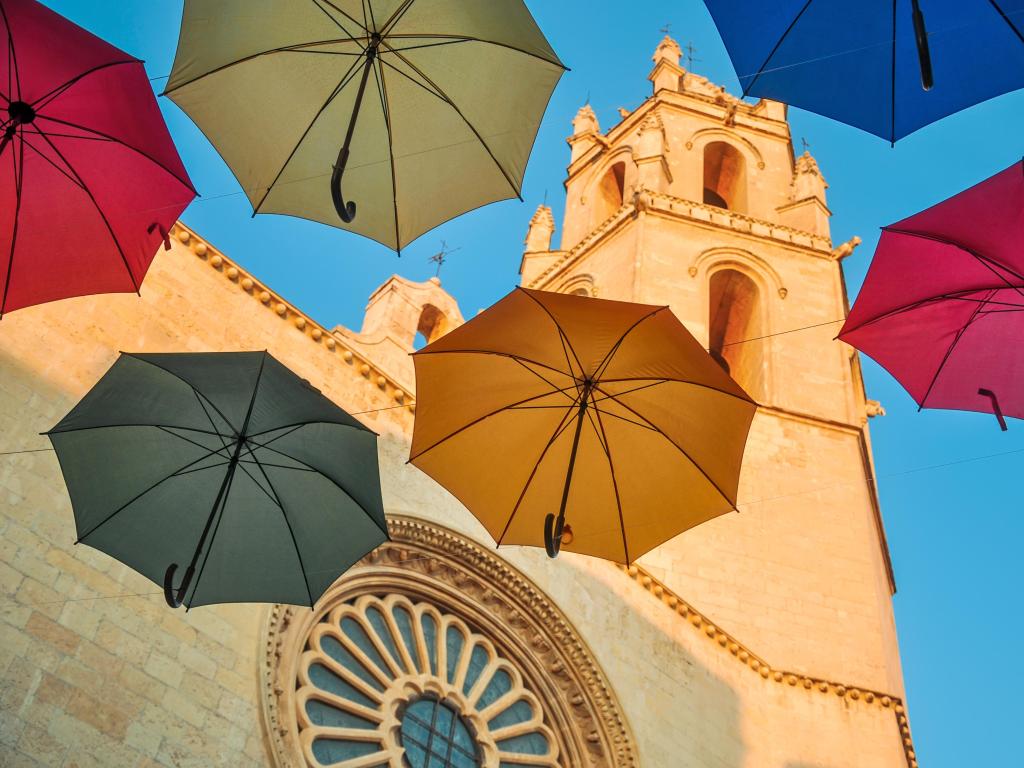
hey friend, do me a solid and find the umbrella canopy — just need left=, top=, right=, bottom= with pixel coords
left=839, top=159, right=1024, bottom=427
left=703, top=0, right=1024, bottom=143
left=164, top=0, right=565, bottom=252
left=47, top=351, right=388, bottom=609
left=410, top=288, right=758, bottom=563
left=0, top=0, right=195, bottom=317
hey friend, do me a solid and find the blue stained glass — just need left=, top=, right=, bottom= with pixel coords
left=488, top=699, right=532, bottom=731
left=400, top=697, right=480, bottom=768
left=393, top=605, right=419, bottom=669
left=421, top=614, right=438, bottom=675
left=305, top=700, right=376, bottom=729
left=445, top=626, right=465, bottom=684
left=477, top=668, right=512, bottom=710
left=462, top=645, right=489, bottom=695
left=341, top=617, right=390, bottom=675
left=496, top=733, right=549, bottom=756
left=321, top=636, right=386, bottom=691
left=312, top=737, right=382, bottom=765
left=366, top=605, right=402, bottom=667
left=307, top=664, right=377, bottom=709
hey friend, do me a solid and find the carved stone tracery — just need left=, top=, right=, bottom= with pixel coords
left=260, top=516, right=637, bottom=768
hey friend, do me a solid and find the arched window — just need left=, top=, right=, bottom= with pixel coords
left=703, top=142, right=746, bottom=213
left=709, top=269, right=764, bottom=397
left=594, top=161, right=626, bottom=223
left=417, top=304, right=449, bottom=346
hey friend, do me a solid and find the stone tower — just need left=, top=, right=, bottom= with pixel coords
left=523, top=34, right=907, bottom=715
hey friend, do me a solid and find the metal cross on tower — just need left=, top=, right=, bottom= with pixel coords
left=428, top=241, right=461, bottom=278
left=684, top=42, right=701, bottom=70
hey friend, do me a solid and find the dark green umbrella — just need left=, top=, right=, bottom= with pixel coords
left=47, top=351, right=387, bottom=610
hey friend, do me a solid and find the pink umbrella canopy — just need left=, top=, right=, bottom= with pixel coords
left=839, top=159, right=1024, bottom=426
left=0, top=0, right=195, bottom=317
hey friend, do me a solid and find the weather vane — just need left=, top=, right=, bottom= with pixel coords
left=801, top=137, right=812, bottom=154
left=660, top=22, right=672, bottom=35
left=684, top=42, right=701, bottom=70
left=428, top=241, right=461, bottom=278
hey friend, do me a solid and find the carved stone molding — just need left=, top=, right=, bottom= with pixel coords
left=260, top=516, right=638, bottom=768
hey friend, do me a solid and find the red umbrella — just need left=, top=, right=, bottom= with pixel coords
left=1, top=0, right=195, bottom=317
left=839, top=159, right=1024, bottom=429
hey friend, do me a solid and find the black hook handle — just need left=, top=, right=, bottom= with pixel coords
left=331, top=146, right=357, bottom=223
left=163, top=563, right=195, bottom=608
left=147, top=222, right=172, bottom=251
left=978, top=388, right=1009, bottom=431
left=544, top=513, right=564, bottom=558
left=911, top=0, right=934, bottom=91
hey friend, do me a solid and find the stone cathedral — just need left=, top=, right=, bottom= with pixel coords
left=0, top=36, right=916, bottom=768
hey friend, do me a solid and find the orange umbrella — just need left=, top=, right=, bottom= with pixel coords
left=410, top=288, right=757, bottom=563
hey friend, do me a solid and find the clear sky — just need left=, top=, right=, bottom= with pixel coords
left=40, top=2, right=1024, bottom=765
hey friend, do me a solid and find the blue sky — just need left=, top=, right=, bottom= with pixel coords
left=41, top=2, right=1024, bottom=764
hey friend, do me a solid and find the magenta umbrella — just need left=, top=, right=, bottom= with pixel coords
left=839, top=159, right=1024, bottom=429
left=0, top=0, right=195, bottom=317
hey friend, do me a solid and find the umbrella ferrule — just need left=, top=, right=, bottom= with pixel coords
left=7, top=101, right=36, bottom=126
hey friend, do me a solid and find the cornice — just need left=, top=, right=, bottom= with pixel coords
left=620, top=563, right=918, bottom=768
left=168, top=222, right=415, bottom=421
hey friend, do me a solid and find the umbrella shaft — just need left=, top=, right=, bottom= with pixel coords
left=187, top=452, right=240, bottom=574
left=556, top=383, right=592, bottom=524
left=335, top=40, right=379, bottom=180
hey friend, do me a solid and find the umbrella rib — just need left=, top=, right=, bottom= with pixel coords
left=588, top=402, right=658, bottom=432
left=377, top=46, right=523, bottom=200
left=883, top=226, right=1024, bottom=292
left=33, top=130, right=139, bottom=293
left=238, top=444, right=316, bottom=608
left=121, top=353, right=239, bottom=437
left=185, top=352, right=270, bottom=606
left=312, top=0, right=368, bottom=38
left=155, top=426, right=235, bottom=459
left=591, top=306, right=670, bottom=383
left=380, top=0, right=418, bottom=38
left=917, top=290, right=994, bottom=410
left=246, top=420, right=369, bottom=443
left=30, top=59, right=138, bottom=113
left=591, top=383, right=739, bottom=510
left=239, top=459, right=316, bottom=472
left=742, top=0, right=816, bottom=97
left=495, top=392, right=584, bottom=546
left=842, top=287, right=1024, bottom=334
left=0, top=123, right=25, bottom=318
left=191, top=389, right=233, bottom=447
left=19, top=134, right=84, bottom=190
left=591, top=379, right=671, bottom=404
left=251, top=50, right=369, bottom=215
left=988, top=0, right=1024, bottom=45
left=47, top=423, right=231, bottom=439
left=384, top=34, right=565, bottom=70
left=595, top=377, right=754, bottom=406
left=246, top=438, right=390, bottom=540
left=589, top=396, right=630, bottom=565
left=73, top=443, right=238, bottom=543
left=373, top=48, right=402, bottom=253
left=37, top=114, right=196, bottom=193
left=409, top=384, right=581, bottom=463
left=413, top=347, right=574, bottom=380
left=515, top=288, right=587, bottom=379
left=510, top=357, right=578, bottom=404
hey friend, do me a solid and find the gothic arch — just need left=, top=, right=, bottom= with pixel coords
left=685, top=128, right=766, bottom=171
left=260, top=516, right=638, bottom=768
left=692, top=249, right=780, bottom=402
left=556, top=273, right=598, bottom=297
left=585, top=150, right=635, bottom=227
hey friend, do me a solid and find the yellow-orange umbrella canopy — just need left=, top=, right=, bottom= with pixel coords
left=410, top=288, right=757, bottom=564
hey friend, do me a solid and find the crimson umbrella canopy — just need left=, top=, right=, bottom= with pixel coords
left=839, top=159, right=1024, bottom=427
left=0, top=0, right=195, bottom=317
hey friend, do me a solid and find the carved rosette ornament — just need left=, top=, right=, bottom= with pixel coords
left=260, top=516, right=637, bottom=768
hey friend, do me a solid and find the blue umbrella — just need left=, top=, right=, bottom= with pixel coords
left=703, top=1, right=1024, bottom=143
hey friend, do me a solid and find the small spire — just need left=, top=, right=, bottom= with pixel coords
left=653, top=34, right=682, bottom=67
left=572, top=104, right=600, bottom=136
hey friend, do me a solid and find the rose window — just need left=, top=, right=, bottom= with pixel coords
left=295, top=594, right=559, bottom=767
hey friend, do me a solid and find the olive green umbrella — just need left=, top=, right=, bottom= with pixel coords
left=164, top=0, right=566, bottom=251
left=47, top=352, right=387, bottom=609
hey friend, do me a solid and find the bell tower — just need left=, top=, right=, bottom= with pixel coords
left=520, top=36, right=906, bottom=701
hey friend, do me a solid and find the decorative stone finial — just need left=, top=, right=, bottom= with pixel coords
left=653, top=35, right=682, bottom=67
left=525, top=205, right=555, bottom=253
left=572, top=104, right=600, bottom=137
left=792, top=150, right=829, bottom=206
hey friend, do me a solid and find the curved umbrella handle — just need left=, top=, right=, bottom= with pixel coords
left=331, top=146, right=357, bottom=223
left=978, top=388, right=1009, bottom=431
left=163, top=563, right=195, bottom=609
left=911, top=0, right=934, bottom=91
left=544, top=513, right=564, bottom=558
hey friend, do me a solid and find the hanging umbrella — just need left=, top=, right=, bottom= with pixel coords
left=163, top=0, right=565, bottom=252
left=409, top=288, right=758, bottom=563
left=839, top=158, right=1024, bottom=428
left=702, top=1, right=1024, bottom=143
left=0, top=0, right=195, bottom=317
left=47, top=351, right=388, bottom=609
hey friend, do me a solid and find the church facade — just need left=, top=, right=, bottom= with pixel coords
left=0, top=37, right=916, bottom=768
